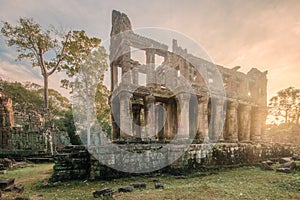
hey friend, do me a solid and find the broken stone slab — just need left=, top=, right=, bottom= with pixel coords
left=130, top=182, right=147, bottom=189
left=0, top=170, right=6, bottom=175
left=3, top=184, right=24, bottom=193
left=279, top=157, right=292, bottom=164
left=13, top=184, right=24, bottom=193
left=118, top=186, right=133, bottom=193
left=0, top=178, right=15, bottom=189
left=280, top=161, right=296, bottom=170
left=154, top=182, right=164, bottom=189
left=276, top=168, right=291, bottom=173
left=93, top=188, right=114, bottom=198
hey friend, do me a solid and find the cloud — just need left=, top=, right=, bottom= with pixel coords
left=0, top=0, right=299, bottom=100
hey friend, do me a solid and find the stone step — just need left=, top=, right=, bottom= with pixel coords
left=25, top=157, right=53, bottom=163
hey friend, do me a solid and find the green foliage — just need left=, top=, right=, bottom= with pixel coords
left=1, top=80, right=44, bottom=108
left=53, top=109, right=81, bottom=145
left=269, top=87, right=300, bottom=124
left=1, top=17, right=101, bottom=109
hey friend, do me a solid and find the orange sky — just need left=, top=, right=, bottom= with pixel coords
left=0, top=0, right=299, bottom=100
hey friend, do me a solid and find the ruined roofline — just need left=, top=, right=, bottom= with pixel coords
left=110, top=10, right=267, bottom=85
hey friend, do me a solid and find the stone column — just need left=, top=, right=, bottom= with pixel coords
left=144, top=95, right=156, bottom=139
left=111, top=97, right=120, bottom=141
left=146, top=49, right=156, bottom=87
left=238, top=104, right=252, bottom=142
left=260, top=107, right=268, bottom=142
left=121, top=41, right=132, bottom=85
left=132, top=104, right=141, bottom=139
left=132, top=66, right=139, bottom=85
left=196, top=96, right=209, bottom=141
left=178, top=93, right=190, bottom=139
left=224, top=101, right=239, bottom=142
left=163, top=103, right=172, bottom=141
left=110, top=61, right=118, bottom=91
left=211, top=98, right=225, bottom=142
left=250, top=107, right=263, bottom=142
left=119, top=91, right=132, bottom=140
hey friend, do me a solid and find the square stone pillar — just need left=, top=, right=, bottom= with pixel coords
left=196, top=96, right=209, bottom=141
left=132, top=103, right=141, bottom=139
left=132, top=66, right=139, bottom=85
left=146, top=49, right=156, bottom=87
left=177, top=93, right=190, bottom=139
left=238, top=104, right=252, bottom=142
left=211, top=98, right=225, bottom=142
left=144, top=95, right=156, bottom=139
left=224, top=101, right=239, bottom=142
left=250, top=107, right=263, bottom=142
left=119, top=91, right=133, bottom=139
left=110, top=61, right=119, bottom=91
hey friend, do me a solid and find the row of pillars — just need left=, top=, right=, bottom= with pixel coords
left=113, top=91, right=266, bottom=143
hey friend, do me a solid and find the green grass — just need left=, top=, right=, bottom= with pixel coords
left=1, top=164, right=300, bottom=199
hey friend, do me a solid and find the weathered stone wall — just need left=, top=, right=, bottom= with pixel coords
left=14, top=108, right=43, bottom=132
left=51, top=143, right=300, bottom=181
left=10, top=128, right=45, bottom=151
left=51, top=146, right=89, bottom=182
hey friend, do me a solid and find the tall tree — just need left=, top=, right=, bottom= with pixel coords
left=71, top=47, right=109, bottom=146
left=1, top=17, right=100, bottom=111
left=268, top=87, right=300, bottom=124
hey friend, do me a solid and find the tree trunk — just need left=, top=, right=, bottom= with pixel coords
left=43, top=74, right=49, bottom=110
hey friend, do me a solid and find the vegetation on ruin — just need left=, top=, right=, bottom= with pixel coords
left=2, top=164, right=300, bottom=199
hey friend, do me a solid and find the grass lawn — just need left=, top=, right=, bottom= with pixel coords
left=1, top=164, right=300, bottom=199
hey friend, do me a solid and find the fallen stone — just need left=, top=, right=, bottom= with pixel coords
left=0, top=170, right=6, bottom=175
left=280, top=161, right=296, bottom=170
left=14, top=184, right=25, bottom=193
left=276, top=168, right=291, bottom=173
left=264, top=160, right=274, bottom=165
left=4, top=184, right=24, bottom=193
left=260, top=162, right=273, bottom=170
left=118, top=186, right=133, bottom=193
left=130, top=182, right=147, bottom=189
left=154, top=182, right=164, bottom=189
left=279, top=157, right=292, bottom=164
left=93, top=188, right=113, bottom=198
left=292, top=154, right=300, bottom=161
left=0, top=178, right=15, bottom=189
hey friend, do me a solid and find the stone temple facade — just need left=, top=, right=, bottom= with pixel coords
left=0, top=88, right=69, bottom=154
left=109, top=10, right=268, bottom=144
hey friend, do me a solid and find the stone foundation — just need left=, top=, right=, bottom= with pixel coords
left=50, top=143, right=300, bottom=181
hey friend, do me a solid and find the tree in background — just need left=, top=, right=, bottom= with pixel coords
left=71, top=48, right=109, bottom=146
left=268, top=87, right=300, bottom=124
left=1, top=17, right=100, bottom=111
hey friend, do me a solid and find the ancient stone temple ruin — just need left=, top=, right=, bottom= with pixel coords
left=51, top=11, right=298, bottom=182
left=109, top=10, right=268, bottom=144
left=0, top=88, right=69, bottom=157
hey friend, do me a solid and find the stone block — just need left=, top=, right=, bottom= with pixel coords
left=154, top=182, right=164, bottom=189
left=279, top=157, right=292, bottom=164
left=118, top=186, right=133, bottom=193
left=93, top=188, right=114, bottom=198
left=130, top=182, right=146, bottom=189
left=0, top=178, right=14, bottom=189
left=276, top=168, right=291, bottom=173
left=280, top=161, right=296, bottom=170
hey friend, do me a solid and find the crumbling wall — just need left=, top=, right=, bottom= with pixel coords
left=51, top=143, right=300, bottom=181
